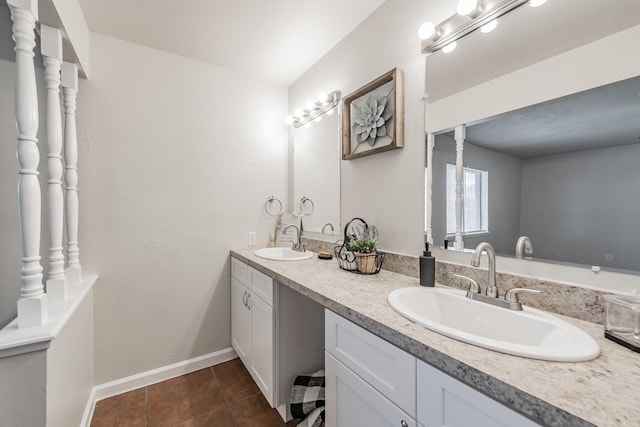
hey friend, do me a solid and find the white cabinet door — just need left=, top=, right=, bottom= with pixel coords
left=230, top=258, right=276, bottom=407
left=249, top=292, right=274, bottom=406
left=417, top=360, right=540, bottom=427
left=326, top=352, right=416, bottom=427
left=231, top=278, right=251, bottom=364
left=325, top=309, right=416, bottom=416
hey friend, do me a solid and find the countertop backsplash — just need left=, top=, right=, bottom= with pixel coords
left=301, top=236, right=608, bottom=324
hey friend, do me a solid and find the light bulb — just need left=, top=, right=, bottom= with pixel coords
left=480, top=20, right=498, bottom=33
left=285, top=115, right=294, bottom=125
left=317, top=92, right=328, bottom=103
left=326, top=108, right=334, bottom=115
left=418, top=22, right=436, bottom=40
left=529, top=0, right=547, bottom=7
left=456, top=0, right=478, bottom=16
left=442, top=41, right=457, bottom=53
left=314, top=116, right=322, bottom=122
left=295, top=108, right=304, bottom=117
left=305, top=100, right=315, bottom=110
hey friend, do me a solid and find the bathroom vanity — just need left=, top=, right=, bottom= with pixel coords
left=230, top=249, right=640, bottom=426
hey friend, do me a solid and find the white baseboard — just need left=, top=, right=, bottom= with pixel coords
left=82, top=347, right=237, bottom=426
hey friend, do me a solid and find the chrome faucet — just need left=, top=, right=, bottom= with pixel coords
left=458, top=241, right=541, bottom=311
left=321, top=223, right=334, bottom=234
left=515, top=236, right=533, bottom=259
left=283, top=224, right=305, bottom=252
left=471, top=242, right=498, bottom=298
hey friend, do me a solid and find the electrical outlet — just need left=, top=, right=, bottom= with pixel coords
left=605, top=253, right=614, bottom=262
left=248, top=232, right=257, bottom=246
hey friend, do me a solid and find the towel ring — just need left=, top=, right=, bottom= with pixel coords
left=299, top=196, right=315, bottom=216
left=264, top=196, right=283, bottom=217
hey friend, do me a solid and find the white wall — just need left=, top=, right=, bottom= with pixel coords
left=289, top=0, right=452, bottom=256
left=78, top=33, right=288, bottom=384
left=47, top=289, right=94, bottom=427
left=0, top=350, right=47, bottom=426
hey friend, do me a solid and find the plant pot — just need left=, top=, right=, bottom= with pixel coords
left=355, top=252, right=377, bottom=274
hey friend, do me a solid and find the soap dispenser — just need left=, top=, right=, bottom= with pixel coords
left=420, top=243, right=435, bottom=287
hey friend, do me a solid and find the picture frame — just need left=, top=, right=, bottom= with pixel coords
left=342, top=68, right=404, bottom=160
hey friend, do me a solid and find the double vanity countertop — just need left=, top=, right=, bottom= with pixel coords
left=230, top=248, right=640, bottom=427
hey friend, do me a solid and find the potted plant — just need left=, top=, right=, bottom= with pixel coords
left=347, top=224, right=379, bottom=273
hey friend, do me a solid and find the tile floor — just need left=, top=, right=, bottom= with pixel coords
left=91, top=358, right=299, bottom=427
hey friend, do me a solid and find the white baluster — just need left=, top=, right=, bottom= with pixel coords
left=41, top=25, right=68, bottom=301
left=425, top=133, right=434, bottom=247
left=8, top=0, right=48, bottom=328
left=454, top=125, right=465, bottom=251
left=62, top=61, right=82, bottom=290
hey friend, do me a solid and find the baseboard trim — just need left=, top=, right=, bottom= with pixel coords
left=82, top=347, right=237, bottom=426
left=80, top=387, right=97, bottom=427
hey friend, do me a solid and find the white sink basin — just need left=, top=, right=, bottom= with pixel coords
left=388, top=287, right=599, bottom=362
left=254, top=247, right=313, bottom=261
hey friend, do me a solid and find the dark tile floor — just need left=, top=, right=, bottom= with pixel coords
left=91, top=358, right=299, bottom=427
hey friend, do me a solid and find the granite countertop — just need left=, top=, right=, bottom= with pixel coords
left=231, top=248, right=640, bottom=427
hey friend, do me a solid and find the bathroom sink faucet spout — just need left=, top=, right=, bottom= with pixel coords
left=283, top=224, right=305, bottom=252
left=471, top=242, right=498, bottom=298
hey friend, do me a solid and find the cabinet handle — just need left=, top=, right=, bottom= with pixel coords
left=247, top=293, right=251, bottom=310
left=400, top=421, right=408, bottom=427
left=242, top=291, right=248, bottom=307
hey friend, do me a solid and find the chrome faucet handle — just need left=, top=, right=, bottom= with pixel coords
left=453, top=274, right=480, bottom=296
left=504, top=288, right=541, bottom=304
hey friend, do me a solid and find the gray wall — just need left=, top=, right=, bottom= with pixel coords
left=520, top=143, right=640, bottom=270
left=430, top=135, right=523, bottom=255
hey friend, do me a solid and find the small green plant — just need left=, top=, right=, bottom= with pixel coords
left=347, top=224, right=379, bottom=254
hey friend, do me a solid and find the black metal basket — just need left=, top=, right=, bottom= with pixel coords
left=333, top=218, right=385, bottom=275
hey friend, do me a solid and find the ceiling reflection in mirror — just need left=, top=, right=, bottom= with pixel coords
left=293, top=111, right=341, bottom=235
left=427, top=76, right=640, bottom=274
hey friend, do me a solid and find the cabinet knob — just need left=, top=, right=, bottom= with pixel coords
left=401, top=421, right=408, bottom=427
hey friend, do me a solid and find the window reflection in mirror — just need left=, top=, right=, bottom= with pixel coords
left=426, top=75, right=640, bottom=273
left=293, top=111, right=341, bottom=236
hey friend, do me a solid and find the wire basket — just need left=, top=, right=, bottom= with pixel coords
left=333, top=218, right=385, bottom=275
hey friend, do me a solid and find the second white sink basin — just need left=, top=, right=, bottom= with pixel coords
left=254, top=247, right=313, bottom=261
left=388, top=287, right=599, bottom=362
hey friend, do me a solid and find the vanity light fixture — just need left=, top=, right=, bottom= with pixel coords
left=286, top=90, right=341, bottom=128
left=420, top=0, right=546, bottom=54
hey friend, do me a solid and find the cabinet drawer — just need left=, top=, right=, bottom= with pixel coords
left=326, top=352, right=416, bottom=427
left=417, top=360, right=540, bottom=427
left=251, top=268, right=273, bottom=306
left=231, top=257, right=250, bottom=285
left=325, top=310, right=416, bottom=416
left=231, top=257, right=273, bottom=306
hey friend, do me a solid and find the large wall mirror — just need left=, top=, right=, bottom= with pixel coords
left=428, top=76, right=640, bottom=273
left=425, top=0, right=640, bottom=285
left=292, top=110, right=341, bottom=236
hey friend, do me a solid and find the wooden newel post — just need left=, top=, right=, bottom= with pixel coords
left=62, top=61, right=82, bottom=290
left=9, top=0, right=48, bottom=328
left=41, top=25, right=68, bottom=301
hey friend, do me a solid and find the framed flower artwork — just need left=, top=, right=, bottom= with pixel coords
left=342, top=68, right=404, bottom=160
